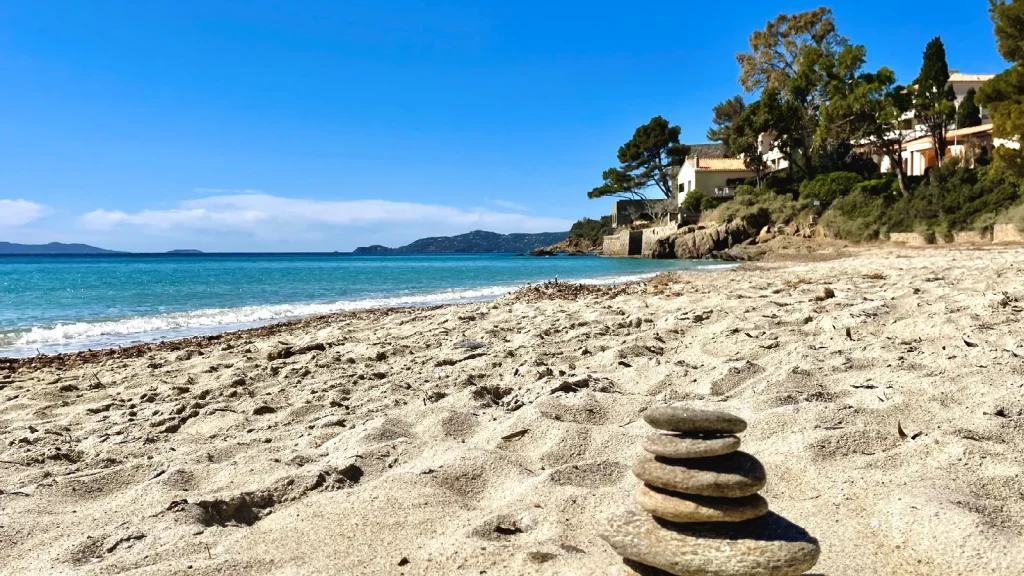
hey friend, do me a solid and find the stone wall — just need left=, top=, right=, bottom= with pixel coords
left=611, top=199, right=677, bottom=229
left=993, top=224, right=1024, bottom=243
left=888, top=233, right=929, bottom=245
left=953, top=230, right=990, bottom=244
left=602, top=229, right=644, bottom=256
left=640, top=225, right=680, bottom=256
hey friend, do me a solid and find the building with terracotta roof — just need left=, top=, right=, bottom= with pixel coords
left=880, top=123, right=997, bottom=176
left=676, top=155, right=754, bottom=202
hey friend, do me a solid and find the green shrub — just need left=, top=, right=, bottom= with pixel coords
left=707, top=186, right=809, bottom=227
left=798, top=172, right=864, bottom=205
left=852, top=177, right=898, bottom=196
left=820, top=189, right=893, bottom=242
left=681, top=189, right=727, bottom=214
left=997, top=204, right=1024, bottom=232
left=568, top=216, right=613, bottom=245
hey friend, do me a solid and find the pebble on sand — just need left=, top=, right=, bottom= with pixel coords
left=636, top=485, right=768, bottom=523
left=601, top=509, right=820, bottom=576
left=632, top=452, right=766, bottom=498
left=643, top=433, right=740, bottom=459
left=642, top=405, right=747, bottom=434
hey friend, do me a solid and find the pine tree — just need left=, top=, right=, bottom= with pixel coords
left=913, top=37, right=957, bottom=162
left=978, top=0, right=1024, bottom=176
left=956, top=88, right=983, bottom=129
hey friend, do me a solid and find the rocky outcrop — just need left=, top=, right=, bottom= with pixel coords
left=538, top=237, right=600, bottom=256
left=645, top=217, right=764, bottom=259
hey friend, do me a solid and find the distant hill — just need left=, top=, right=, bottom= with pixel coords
left=0, top=242, right=122, bottom=255
left=167, top=249, right=204, bottom=254
left=353, top=230, right=569, bottom=254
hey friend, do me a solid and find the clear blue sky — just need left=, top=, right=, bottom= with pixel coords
left=0, top=1, right=1007, bottom=251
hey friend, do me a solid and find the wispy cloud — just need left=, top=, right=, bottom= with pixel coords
left=487, top=198, right=530, bottom=212
left=0, top=199, right=47, bottom=227
left=80, top=193, right=571, bottom=234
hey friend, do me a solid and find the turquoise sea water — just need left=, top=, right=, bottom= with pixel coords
left=0, top=253, right=727, bottom=358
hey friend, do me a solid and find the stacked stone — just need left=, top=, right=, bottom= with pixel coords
left=601, top=405, right=820, bottom=576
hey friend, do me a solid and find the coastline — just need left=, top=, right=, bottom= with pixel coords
left=2, top=244, right=1023, bottom=574
left=0, top=255, right=715, bottom=359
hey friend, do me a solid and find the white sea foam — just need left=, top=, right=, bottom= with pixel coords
left=0, top=265, right=733, bottom=356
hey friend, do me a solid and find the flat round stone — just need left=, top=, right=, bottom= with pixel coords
left=632, top=452, right=765, bottom=497
left=643, top=405, right=747, bottom=434
left=600, top=509, right=820, bottom=576
left=637, top=484, right=768, bottom=523
left=644, top=433, right=740, bottom=459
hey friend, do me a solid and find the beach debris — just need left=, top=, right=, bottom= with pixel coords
left=897, top=421, right=925, bottom=442
left=454, top=341, right=486, bottom=350
left=251, top=404, right=277, bottom=416
left=501, top=429, right=529, bottom=441
left=527, top=551, right=558, bottom=564
left=601, top=404, right=820, bottom=576
left=266, top=342, right=326, bottom=362
left=963, top=337, right=979, bottom=348
left=814, top=287, right=836, bottom=302
left=846, top=327, right=853, bottom=341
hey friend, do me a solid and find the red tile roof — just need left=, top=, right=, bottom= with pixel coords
left=688, top=157, right=750, bottom=172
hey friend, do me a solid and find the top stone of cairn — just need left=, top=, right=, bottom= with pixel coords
left=643, top=405, right=747, bottom=434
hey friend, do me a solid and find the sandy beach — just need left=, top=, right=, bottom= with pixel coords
left=2, top=244, right=1023, bottom=575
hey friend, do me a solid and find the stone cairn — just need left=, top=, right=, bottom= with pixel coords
left=601, top=405, right=820, bottom=576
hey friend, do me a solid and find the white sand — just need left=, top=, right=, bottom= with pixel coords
left=2, top=245, right=1023, bottom=575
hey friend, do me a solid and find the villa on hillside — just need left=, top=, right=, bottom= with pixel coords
left=757, top=72, right=1008, bottom=178
left=880, top=123, right=997, bottom=176
left=676, top=156, right=754, bottom=199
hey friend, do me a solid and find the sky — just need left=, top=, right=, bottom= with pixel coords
left=0, top=1, right=1009, bottom=252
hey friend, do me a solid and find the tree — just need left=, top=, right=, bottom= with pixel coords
left=733, top=100, right=773, bottom=187
left=956, top=88, right=983, bottom=128
left=706, top=95, right=771, bottom=187
left=735, top=8, right=866, bottom=179
left=588, top=116, right=690, bottom=201
left=820, top=67, right=914, bottom=194
left=978, top=0, right=1024, bottom=177
left=913, top=37, right=957, bottom=163
left=707, top=96, right=746, bottom=151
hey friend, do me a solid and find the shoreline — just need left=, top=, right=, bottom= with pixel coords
left=2, top=244, right=1022, bottom=575
left=0, top=259, right=718, bottom=360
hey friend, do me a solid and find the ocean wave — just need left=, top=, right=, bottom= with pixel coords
left=5, top=285, right=516, bottom=347
left=0, top=265, right=731, bottom=353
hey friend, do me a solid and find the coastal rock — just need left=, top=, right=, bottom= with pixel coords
left=643, top=433, right=740, bottom=459
left=646, top=216, right=765, bottom=260
left=632, top=452, right=766, bottom=497
left=642, top=406, right=747, bottom=434
left=601, top=509, right=820, bottom=576
left=636, top=485, right=768, bottom=523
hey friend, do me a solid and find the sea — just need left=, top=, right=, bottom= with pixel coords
left=0, top=253, right=730, bottom=358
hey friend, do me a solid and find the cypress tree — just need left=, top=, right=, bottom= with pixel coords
left=956, top=88, right=983, bottom=128
left=914, top=37, right=957, bottom=162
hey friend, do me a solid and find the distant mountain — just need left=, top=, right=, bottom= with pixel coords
left=167, top=249, right=204, bottom=254
left=353, top=230, right=569, bottom=254
left=0, top=242, right=122, bottom=255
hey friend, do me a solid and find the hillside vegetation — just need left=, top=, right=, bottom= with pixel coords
left=586, top=3, right=1024, bottom=246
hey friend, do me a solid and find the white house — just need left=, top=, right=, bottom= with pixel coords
left=756, top=72, right=1004, bottom=178
left=676, top=156, right=754, bottom=201
left=879, top=123, right=1004, bottom=176
left=949, top=73, right=995, bottom=123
